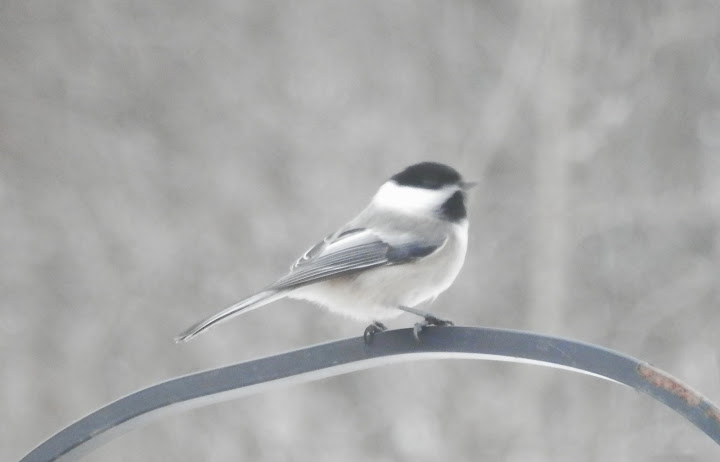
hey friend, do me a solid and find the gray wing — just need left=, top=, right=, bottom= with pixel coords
left=289, top=228, right=365, bottom=271
left=271, top=228, right=445, bottom=291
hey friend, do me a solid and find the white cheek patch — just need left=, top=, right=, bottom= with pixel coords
left=372, top=181, right=451, bottom=214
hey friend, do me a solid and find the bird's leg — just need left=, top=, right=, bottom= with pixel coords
left=363, top=321, right=387, bottom=345
left=397, top=306, right=454, bottom=342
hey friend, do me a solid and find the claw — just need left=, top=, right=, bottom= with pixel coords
left=363, top=321, right=388, bottom=345
left=413, top=316, right=454, bottom=342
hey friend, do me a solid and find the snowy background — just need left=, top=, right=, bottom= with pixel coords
left=3, top=1, right=720, bottom=460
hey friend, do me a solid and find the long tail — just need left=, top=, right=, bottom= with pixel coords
left=175, top=290, right=287, bottom=342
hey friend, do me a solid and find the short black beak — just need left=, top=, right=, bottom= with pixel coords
left=461, top=180, right=478, bottom=190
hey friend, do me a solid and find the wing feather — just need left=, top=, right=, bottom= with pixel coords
left=270, top=228, right=445, bottom=291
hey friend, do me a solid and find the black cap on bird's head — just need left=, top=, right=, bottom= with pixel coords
left=375, top=162, right=475, bottom=222
left=391, top=162, right=476, bottom=191
left=391, top=162, right=462, bottom=189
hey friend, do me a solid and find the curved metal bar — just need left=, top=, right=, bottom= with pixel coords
left=21, top=327, right=720, bottom=461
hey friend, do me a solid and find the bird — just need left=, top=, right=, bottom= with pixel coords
left=175, top=161, right=474, bottom=344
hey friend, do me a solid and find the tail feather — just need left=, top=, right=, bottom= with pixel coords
left=175, top=290, right=287, bottom=342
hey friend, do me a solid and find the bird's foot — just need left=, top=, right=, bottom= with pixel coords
left=363, top=321, right=388, bottom=345
left=413, top=316, right=454, bottom=342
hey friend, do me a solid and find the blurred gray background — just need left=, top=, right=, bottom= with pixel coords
left=3, top=1, right=720, bottom=461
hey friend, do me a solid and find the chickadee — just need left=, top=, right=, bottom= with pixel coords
left=176, top=162, right=474, bottom=344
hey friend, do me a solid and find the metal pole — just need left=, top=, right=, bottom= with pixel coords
left=20, top=327, right=720, bottom=461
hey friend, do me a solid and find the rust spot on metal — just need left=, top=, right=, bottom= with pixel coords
left=706, top=406, right=720, bottom=424
left=637, top=363, right=701, bottom=407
